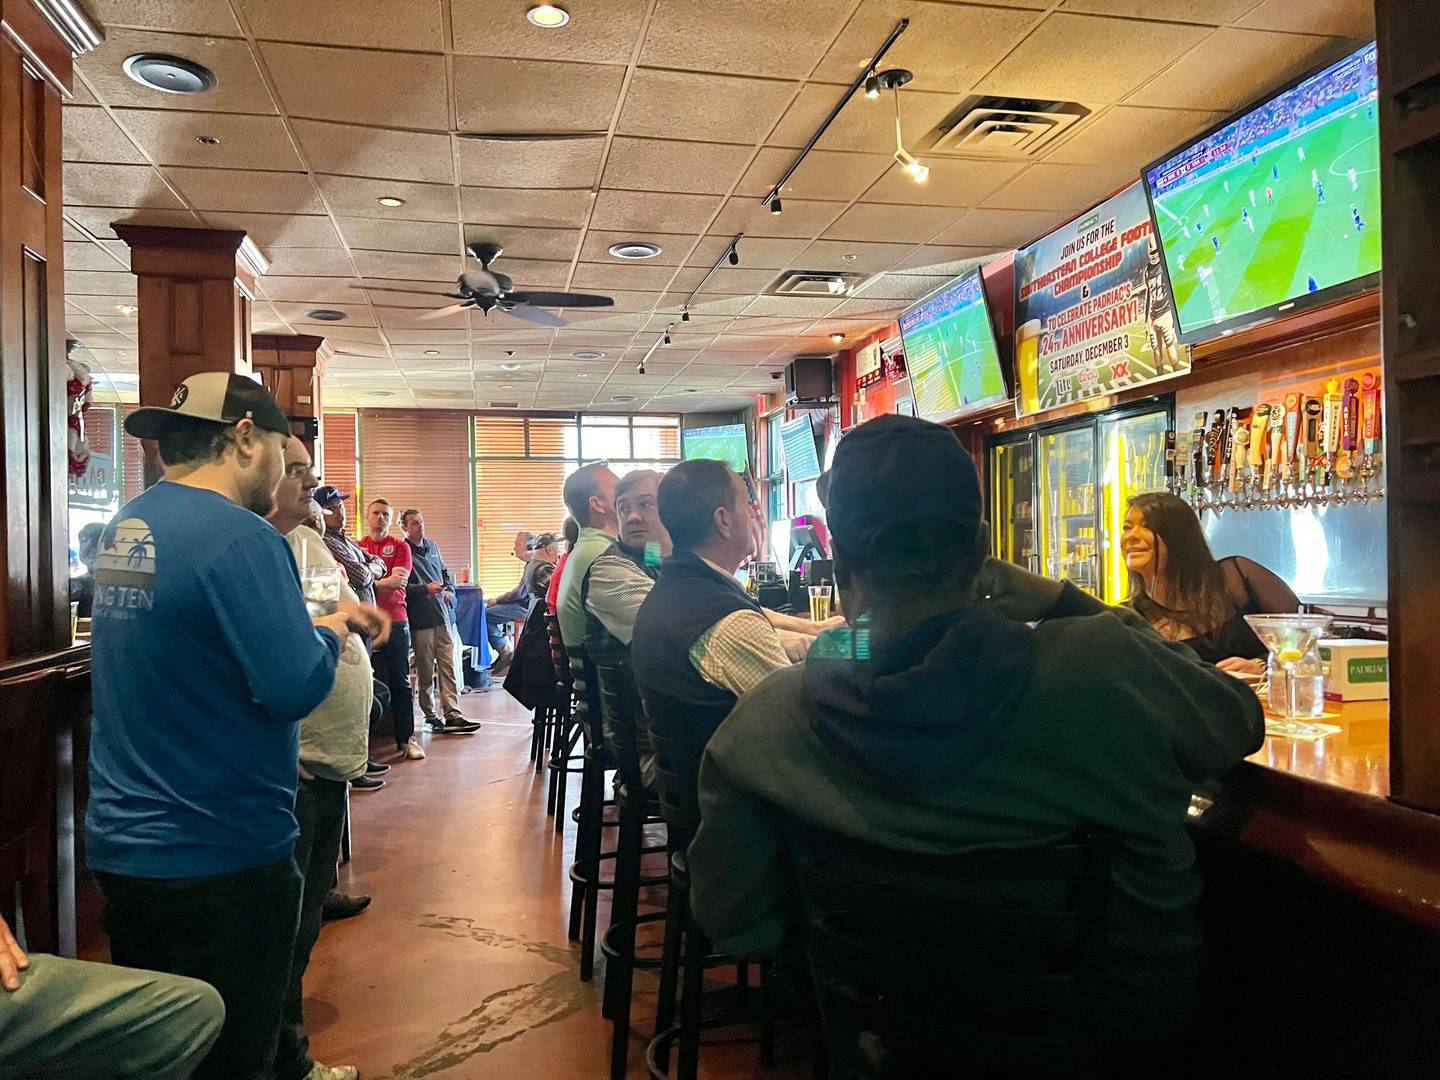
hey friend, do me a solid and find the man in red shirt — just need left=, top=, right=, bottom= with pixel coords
left=359, top=499, right=422, bottom=761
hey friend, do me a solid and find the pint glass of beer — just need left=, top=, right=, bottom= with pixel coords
left=808, top=584, right=832, bottom=623
left=1015, top=319, right=1043, bottom=414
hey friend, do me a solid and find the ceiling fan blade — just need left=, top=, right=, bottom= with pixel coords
left=417, top=303, right=471, bottom=322
left=505, top=303, right=566, bottom=328
left=507, top=291, right=614, bottom=309
left=459, top=269, right=503, bottom=295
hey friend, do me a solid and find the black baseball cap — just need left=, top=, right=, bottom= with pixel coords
left=313, top=485, right=349, bottom=506
left=124, top=372, right=292, bottom=441
left=824, top=414, right=982, bottom=555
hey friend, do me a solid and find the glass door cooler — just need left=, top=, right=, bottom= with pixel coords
left=990, top=438, right=1036, bottom=573
left=1038, top=425, right=1100, bottom=597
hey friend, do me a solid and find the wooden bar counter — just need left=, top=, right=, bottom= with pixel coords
left=1247, top=700, right=1391, bottom=798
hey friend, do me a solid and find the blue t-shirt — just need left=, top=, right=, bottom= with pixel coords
left=87, top=482, right=341, bottom=878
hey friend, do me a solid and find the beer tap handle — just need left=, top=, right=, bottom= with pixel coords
left=1360, top=371, right=1382, bottom=499
left=1335, top=377, right=1360, bottom=496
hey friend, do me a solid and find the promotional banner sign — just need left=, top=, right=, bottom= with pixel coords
left=1013, top=183, right=1191, bottom=417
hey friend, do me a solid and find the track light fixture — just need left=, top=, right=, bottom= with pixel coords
left=679, top=234, right=744, bottom=316
left=638, top=320, right=675, bottom=374
left=663, top=333, right=672, bottom=345
left=769, top=198, right=783, bottom=216
left=681, top=309, right=691, bottom=322
left=727, top=247, right=740, bottom=266
left=879, top=70, right=927, bottom=183
left=864, top=72, right=880, bottom=99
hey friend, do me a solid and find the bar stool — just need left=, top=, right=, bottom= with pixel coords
left=596, top=661, right=671, bottom=1078
left=544, top=614, right=583, bottom=830
left=0, top=668, right=66, bottom=953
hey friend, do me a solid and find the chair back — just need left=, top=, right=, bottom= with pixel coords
left=636, top=694, right=731, bottom=850
left=595, top=661, right=644, bottom=792
left=545, top=613, right=572, bottom=693
left=0, top=669, right=65, bottom=918
left=567, top=644, right=603, bottom=748
left=793, top=825, right=1112, bottom=1079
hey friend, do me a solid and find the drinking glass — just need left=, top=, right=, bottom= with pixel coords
left=808, top=584, right=832, bottom=623
left=302, top=565, right=341, bottom=617
left=1244, top=614, right=1333, bottom=736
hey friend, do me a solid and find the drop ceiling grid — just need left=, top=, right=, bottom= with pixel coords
left=64, top=0, right=1369, bottom=411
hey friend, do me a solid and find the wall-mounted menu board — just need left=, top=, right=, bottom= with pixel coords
left=1014, top=182, right=1191, bottom=417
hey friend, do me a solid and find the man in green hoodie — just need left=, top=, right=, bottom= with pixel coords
left=688, top=414, right=1264, bottom=1064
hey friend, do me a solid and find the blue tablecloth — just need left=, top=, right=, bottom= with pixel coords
left=452, top=586, right=492, bottom=669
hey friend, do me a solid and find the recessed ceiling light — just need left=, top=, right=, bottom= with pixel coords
left=305, top=309, right=347, bottom=322
left=115, top=304, right=138, bottom=315
left=500, top=362, right=521, bottom=370
left=572, top=350, right=607, bottom=359
left=608, top=241, right=661, bottom=260
left=577, top=373, right=589, bottom=379
left=526, top=3, right=570, bottom=28
left=841, top=253, right=858, bottom=262
left=377, top=196, right=406, bottom=207
left=122, top=53, right=217, bottom=95
left=612, top=395, right=636, bottom=402
left=501, top=384, right=513, bottom=390
left=194, top=135, right=220, bottom=146
left=424, top=349, right=441, bottom=356
left=830, top=333, right=845, bottom=344
left=370, top=390, right=395, bottom=398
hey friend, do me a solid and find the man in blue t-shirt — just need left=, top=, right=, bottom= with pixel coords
left=88, top=373, right=384, bottom=1080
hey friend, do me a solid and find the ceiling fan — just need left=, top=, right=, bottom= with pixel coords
left=351, top=242, right=614, bottom=328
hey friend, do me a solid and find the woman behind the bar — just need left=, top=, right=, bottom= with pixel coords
left=1122, top=492, right=1300, bottom=675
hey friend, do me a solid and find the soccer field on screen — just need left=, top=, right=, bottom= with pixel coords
left=1152, top=102, right=1380, bottom=335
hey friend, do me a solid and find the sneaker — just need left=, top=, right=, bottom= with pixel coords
left=304, top=1063, right=359, bottom=1080
left=424, top=716, right=446, bottom=733
left=439, top=718, right=481, bottom=735
left=403, top=736, right=426, bottom=760
left=320, top=893, right=371, bottom=923
left=350, top=775, right=385, bottom=792
left=365, top=759, right=391, bottom=775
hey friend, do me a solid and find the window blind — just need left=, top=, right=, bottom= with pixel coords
left=119, top=403, right=145, bottom=505
left=473, top=417, right=570, bottom=597
left=320, top=411, right=359, bottom=534
left=359, top=410, right=472, bottom=580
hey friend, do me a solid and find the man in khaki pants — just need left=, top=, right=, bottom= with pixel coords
left=401, top=508, right=480, bottom=735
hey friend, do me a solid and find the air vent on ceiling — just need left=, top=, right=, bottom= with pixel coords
left=488, top=401, right=519, bottom=409
left=930, top=97, right=1090, bottom=158
left=769, top=270, right=874, bottom=297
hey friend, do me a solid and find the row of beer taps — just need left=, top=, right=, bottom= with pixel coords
left=1167, top=372, right=1384, bottom=512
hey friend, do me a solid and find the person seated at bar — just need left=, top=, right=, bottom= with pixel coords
left=1123, top=492, right=1300, bottom=674
left=1, top=911, right=224, bottom=1080
left=687, top=415, right=1265, bottom=1065
left=487, top=531, right=560, bottom=669
left=547, top=517, right=581, bottom=616
left=556, top=464, right=620, bottom=651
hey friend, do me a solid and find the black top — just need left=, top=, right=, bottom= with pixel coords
left=1147, top=555, right=1301, bottom=663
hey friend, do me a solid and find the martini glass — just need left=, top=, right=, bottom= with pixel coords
left=1244, top=614, right=1333, bottom=735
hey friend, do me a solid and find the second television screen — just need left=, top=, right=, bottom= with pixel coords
left=898, top=270, right=1008, bottom=425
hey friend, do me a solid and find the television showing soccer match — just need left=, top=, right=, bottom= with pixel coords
left=682, top=423, right=749, bottom=473
left=1143, top=42, right=1380, bottom=341
left=897, top=269, right=1008, bottom=424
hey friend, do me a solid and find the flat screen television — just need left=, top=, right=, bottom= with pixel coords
left=897, top=269, right=1008, bottom=424
left=682, top=422, right=749, bottom=473
left=778, top=415, right=822, bottom=482
left=1142, top=42, right=1379, bottom=342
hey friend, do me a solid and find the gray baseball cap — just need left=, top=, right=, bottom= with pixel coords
left=125, top=372, right=291, bottom=440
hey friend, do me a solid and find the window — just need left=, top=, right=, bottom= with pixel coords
left=320, top=411, right=359, bottom=533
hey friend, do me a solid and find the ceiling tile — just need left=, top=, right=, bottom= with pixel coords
left=384, top=329, right=471, bottom=345
left=889, top=244, right=997, bottom=274
left=770, top=84, right=958, bottom=154
left=796, top=239, right=913, bottom=273
left=690, top=234, right=806, bottom=270
left=1126, top=29, right=1342, bottom=112
left=65, top=271, right=137, bottom=296
left=375, top=305, right=466, bottom=329
left=1062, top=0, right=1253, bottom=21
left=812, top=0, right=1041, bottom=93
left=76, top=30, right=274, bottom=114
left=823, top=203, right=963, bottom=244
left=640, top=0, right=855, bottom=80
left=291, top=120, right=454, bottom=184
left=861, top=157, right=1026, bottom=208
left=692, top=266, right=781, bottom=295
left=451, top=0, right=649, bottom=62
left=854, top=273, right=952, bottom=300
left=1045, top=105, right=1222, bottom=167
left=163, top=167, right=322, bottom=213
left=272, top=302, right=375, bottom=327
left=62, top=106, right=145, bottom=163
left=742, top=295, right=845, bottom=318
left=930, top=207, right=1061, bottom=247
left=656, top=293, right=755, bottom=317
left=115, top=110, right=302, bottom=170
left=492, top=259, right=572, bottom=288
left=453, top=58, right=625, bottom=132
left=603, top=137, right=750, bottom=196
left=66, top=207, right=203, bottom=240
left=1237, top=0, right=1374, bottom=38
left=352, top=251, right=463, bottom=280
left=571, top=261, right=680, bottom=292
left=317, top=176, right=457, bottom=221
left=710, top=196, right=845, bottom=239
left=579, top=231, right=697, bottom=266
left=263, top=248, right=357, bottom=276
left=63, top=163, right=183, bottom=209
left=257, top=277, right=361, bottom=304
left=619, top=70, right=797, bottom=145
left=82, top=0, right=241, bottom=34
left=737, top=147, right=893, bottom=203
left=727, top=316, right=816, bottom=336
left=64, top=240, right=129, bottom=271
left=261, top=42, right=448, bottom=129
left=457, top=137, right=604, bottom=189
left=462, top=224, right=581, bottom=263
left=976, top=13, right=1211, bottom=103
left=239, top=0, right=444, bottom=50
left=336, top=217, right=458, bottom=255
left=357, top=282, right=454, bottom=308
left=979, top=163, right=1137, bottom=212
left=462, top=187, right=594, bottom=229
left=200, top=212, right=341, bottom=248
left=591, top=190, right=723, bottom=234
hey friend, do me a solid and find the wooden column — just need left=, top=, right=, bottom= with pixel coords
left=1377, top=4, right=1440, bottom=810
left=252, top=333, right=332, bottom=457
left=112, top=225, right=268, bottom=487
left=0, top=0, right=98, bottom=660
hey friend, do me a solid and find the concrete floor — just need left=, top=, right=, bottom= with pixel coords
left=304, top=687, right=812, bottom=1080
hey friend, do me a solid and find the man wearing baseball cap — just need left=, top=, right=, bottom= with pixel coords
left=88, top=373, right=380, bottom=1079
left=314, top=485, right=378, bottom=607
left=686, top=414, right=1264, bottom=1071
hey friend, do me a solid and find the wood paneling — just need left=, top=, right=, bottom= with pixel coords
left=252, top=333, right=332, bottom=456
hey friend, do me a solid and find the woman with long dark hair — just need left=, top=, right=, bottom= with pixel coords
left=1122, top=492, right=1299, bottom=673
